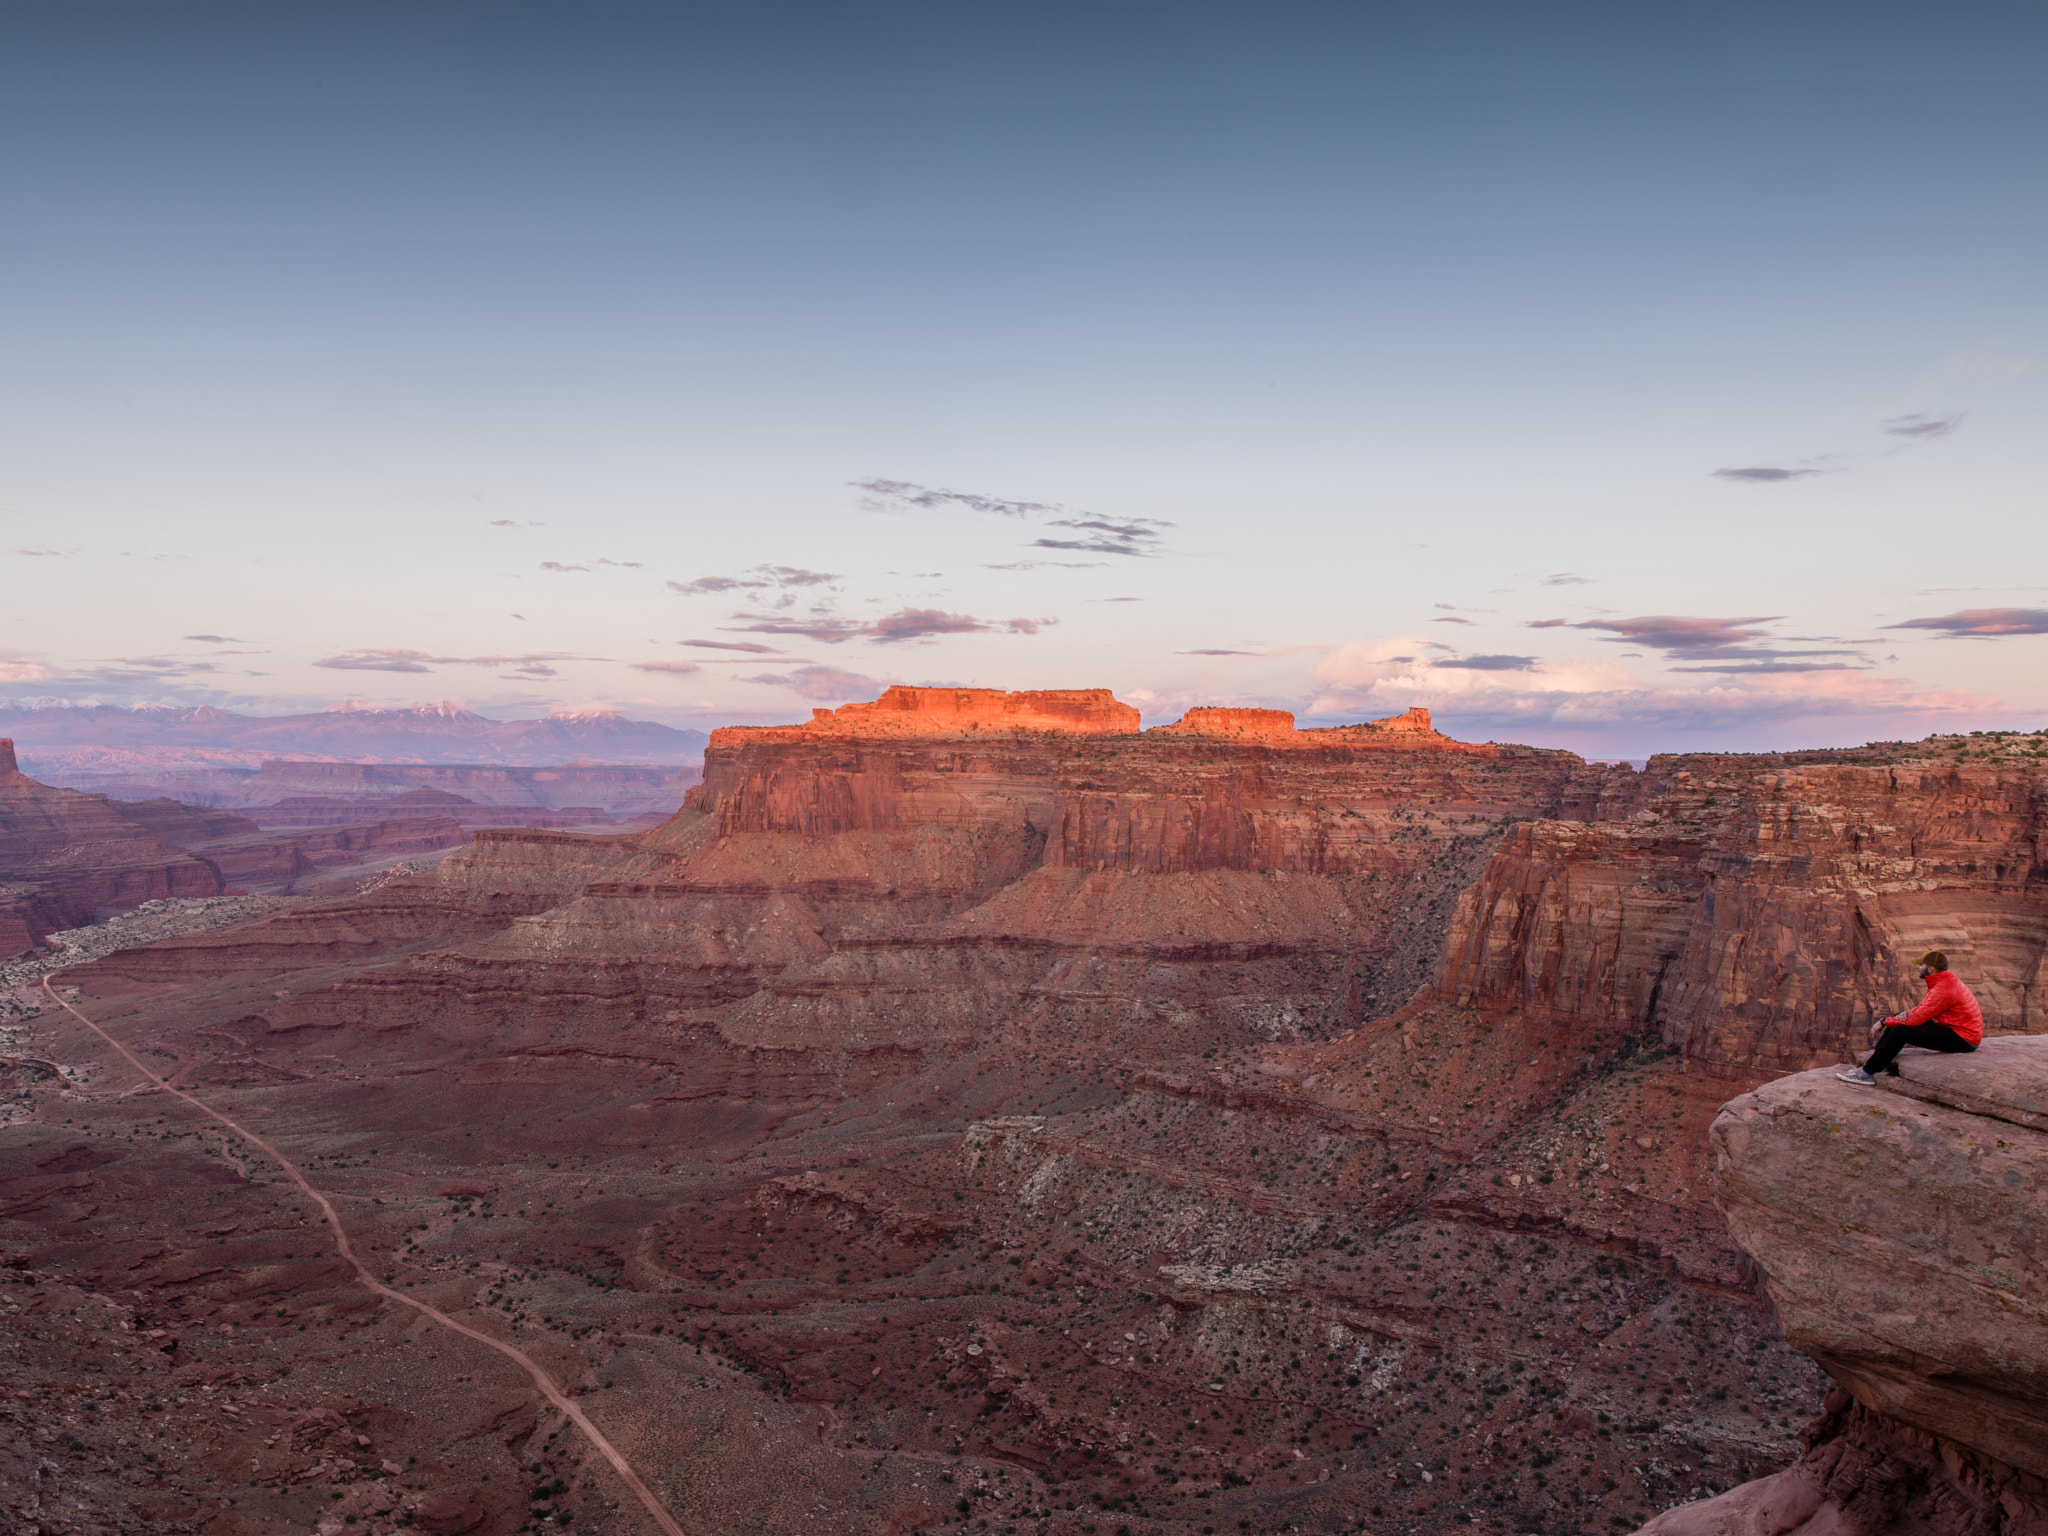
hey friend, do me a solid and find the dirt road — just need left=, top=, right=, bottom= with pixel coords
left=42, top=974, right=689, bottom=1536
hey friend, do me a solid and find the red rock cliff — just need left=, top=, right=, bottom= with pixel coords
left=691, top=692, right=1631, bottom=868
left=1436, top=750, right=2048, bottom=1074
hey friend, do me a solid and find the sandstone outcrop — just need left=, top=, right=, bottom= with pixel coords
left=1632, top=1038, right=2048, bottom=1536
left=831, top=684, right=1140, bottom=734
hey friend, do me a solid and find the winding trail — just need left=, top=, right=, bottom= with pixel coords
left=42, top=975, right=688, bottom=1536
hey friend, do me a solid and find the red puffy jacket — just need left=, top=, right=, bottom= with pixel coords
left=1894, top=969, right=1983, bottom=1046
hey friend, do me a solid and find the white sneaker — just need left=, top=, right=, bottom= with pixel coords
left=1835, top=1067, right=1877, bottom=1086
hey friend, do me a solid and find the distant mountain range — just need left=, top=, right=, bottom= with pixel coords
left=0, top=700, right=709, bottom=772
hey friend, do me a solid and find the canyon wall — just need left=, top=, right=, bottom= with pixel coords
left=1, top=736, right=226, bottom=954
left=0, top=740, right=472, bottom=955
left=1436, top=751, right=2048, bottom=1075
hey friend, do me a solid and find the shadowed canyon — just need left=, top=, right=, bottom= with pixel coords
left=3, top=688, right=2044, bottom=1536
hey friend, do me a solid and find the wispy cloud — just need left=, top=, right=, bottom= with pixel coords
left=598, top=558, right=644, bottom=569
left=12, top=548, right=69, bottom=556
left=313, top=648, right=610, bottom=675
left=984, top=560, right=1108, bottom=571
left=852, top=479, right=1057, bottom=518
left=721, top=615, right=873, bottom=644
left=721, top=608, right=1054, bottom=645
left=1882, top=412, right=1964, bottom=439
left=628, top=660, right=703, bottom=674
left=1431, top=616, right=1475, bottom=626
left=488, top=519, right=545, bottom=527
left=539, top=561, right=590, bottom=573
left=1556, top=614, right=1867, bottom=673
left=1307, top=632, right=2006, bottom=747
left=1032, top=517, right=1173, bottom=558
left=1541, top=573, right=1595, bottom=586
left=184, top=634, right=254, bottom=644
left=1885, top=608, right=2048, bottom=637
left=669, top=565, right=840, bottom=596
left=1433, top=654, right=1538, bottom=671
left=1179, top=648, right=1254, bottom=655
left=1713, top=466, right=1822, bottom=483
left=870, top=608, right=1054, bottom=643
left=680, top=638, right=783, bottom=653
left=740, top=664, right=882, bottom=700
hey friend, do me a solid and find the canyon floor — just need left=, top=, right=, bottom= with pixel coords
left=7, top=694, right=2040, bottom=1536
left=2, top=902, right=1821, bottom=1536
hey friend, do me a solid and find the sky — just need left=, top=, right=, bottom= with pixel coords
left=2, top=0, right=2043, bottom=759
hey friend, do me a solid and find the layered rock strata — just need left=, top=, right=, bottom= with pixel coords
left=1435, top=752, right=2048, bottom=1076
left=2, top=737, right=226, bottom=955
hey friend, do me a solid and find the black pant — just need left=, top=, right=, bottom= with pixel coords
left=1864, top=1022, right=1976, bottom=1075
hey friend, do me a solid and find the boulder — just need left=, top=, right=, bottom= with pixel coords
left=412, top=1485, right=489, bottom=1534
left=1636, top=1038, right=2048, bottom=1536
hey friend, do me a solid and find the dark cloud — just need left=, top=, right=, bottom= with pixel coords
left=1883, top=412, right=1963, bottom=439
left=1885, top=608, right=2048, bottom=637
left=669, top=565, right=840, bottom=597
left=313, top=650, right=436, bottom=673
left=1713, top=466, right=1821, bottom=483
left=1565, top=615, right=1866, bottom=673
left=722, top=608, right=1052, bottom=644
left=741, top=664, right=882, bottom=701
left=870, top=608, right=1052, bottom=643
left=680, top=639, right=782, bottom=653
left=864, top=606, right=991, bottom=643
left=1033, top=516, right=1172, bottom=558
left=1431, top=616, right=1475, bottom=625
left=539, top=561, right=590, bottom=573
left=722, top=615, right=873, bottom=644
left=629, top=660, right=703, bottom=674
left=853, top=479, right=1057, bottom=518
left=1542, top=573, right=1594, bottom=586
left=1433, top=655, right=1538, bottom=671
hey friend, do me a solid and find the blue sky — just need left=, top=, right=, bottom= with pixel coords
left=2, top=1, right=2043, bottom=757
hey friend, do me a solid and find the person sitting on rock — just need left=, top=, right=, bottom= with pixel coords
left=1838, top=950, right=1982, bottom=1085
